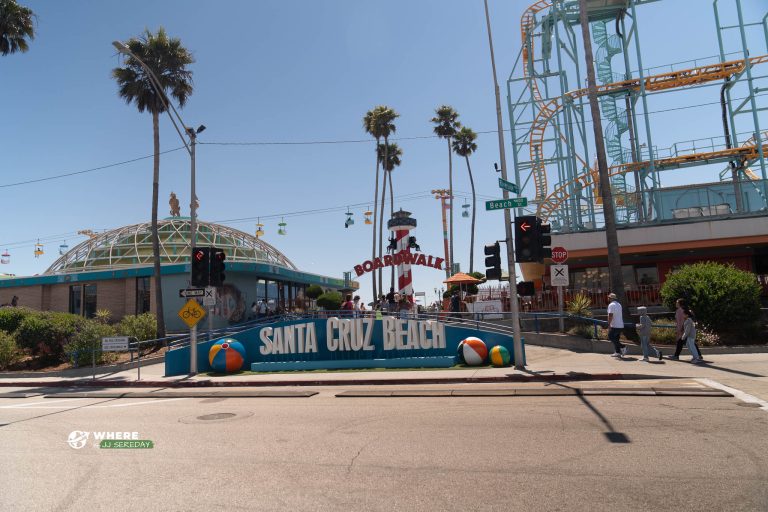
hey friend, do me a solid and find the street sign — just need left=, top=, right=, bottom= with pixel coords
left=485, top=198, right=528, bottom=211
left=498, top=177, right=520, bottom=194
left=550, top=264, right=569, bottom=286
left=178, top=299, right=206, bottom=328
left=203, top=286, right=217, bottom=307
left=551, top=246, right=568, bottom=264
left=102, top=336, right=130, bottom=352
left=179, top=288, right=205, bottom=298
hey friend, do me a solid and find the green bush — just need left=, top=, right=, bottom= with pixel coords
left=306, top=285, right=324, bottom=300
left=568, top=324, right=594, bottom=339
left=567, top=293, right=593, bottom=318
left=66, top=322, right=117, bottom=367
left=660, top=262, right=762, bottom=333
left=0, top=307, right=32, bottom=334
left=15, top=312, right=86, bottom=358
left=0, top=331, right=22, bottom=370
left=116, top=313, right=157, bottom=341
left=316, top=291, right=343, bottom=311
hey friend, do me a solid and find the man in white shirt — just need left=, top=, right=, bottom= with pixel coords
left=606, top=292, right=626, bottom=357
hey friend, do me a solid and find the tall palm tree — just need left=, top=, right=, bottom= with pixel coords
left=577, top=1, right=629, bottom=320
left=0, top=0, right=35, bottom=56
left=372, top=107, right=399, bottom=294
left=363, top=107, right=384, bottom=302
left=377, top=142, right=403, bottom=288
left=452, top=127, right=478, bottom=273
left=431, top=106, right=460, bottom=274
left=112, top=28, right=194, bottom=339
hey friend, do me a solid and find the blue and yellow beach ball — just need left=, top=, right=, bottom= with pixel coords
left=208, top=338, right=246, bottom=373
left=489, top=345, right=511, bottom=367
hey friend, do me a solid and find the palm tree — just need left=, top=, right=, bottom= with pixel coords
left=363, top=108, right=384, bottom=302
left=431, top=106, right=460, bottom=274
left=0, top=0, right=35, bottom=56
left=452, top=127, right=478, bottom=273
left=377, top=142, right=403, bottom=288
left=112, top=28, right=194, bottom=339
left=371, top=107, right=399, bottom=294
left=577, top=1, right=629, bottom=321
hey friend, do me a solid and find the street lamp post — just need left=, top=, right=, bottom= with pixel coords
left=112, top=40, right=205, bottom=375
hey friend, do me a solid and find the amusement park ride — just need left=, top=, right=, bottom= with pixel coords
left=507, top=0, right=767, bottom=232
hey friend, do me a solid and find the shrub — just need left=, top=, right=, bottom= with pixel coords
left=66, top=322, right=117, bottom=367
left=696, top=325, right=720, bottom=347
left=0, top=331, right=22, bottom=370
left=660, top=262, right=761, bottom=333
left=15, top=312, right=86, bottom=359
left=94, top=309, right=112, bottom=324
left=0, top=307, right=32, bottom=334
left=567, top=293, right=593, bottom=318
left=306, top=285, right=324, bottom=300
left=568, top=324, right=594, bottom=339
left=316, top=291, right=342, bottom=311
left=116, top=313, right=157, bottom=341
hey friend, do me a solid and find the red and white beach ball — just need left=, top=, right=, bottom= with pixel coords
left=458, top=337, right=488, bottom=366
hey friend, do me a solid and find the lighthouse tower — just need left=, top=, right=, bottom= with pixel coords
left=387, top=209, right=417, bottom=300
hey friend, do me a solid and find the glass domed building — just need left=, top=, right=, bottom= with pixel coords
left=0, top=218, right=351, bottom=332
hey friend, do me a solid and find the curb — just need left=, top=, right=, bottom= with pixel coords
left=0, top=372, right=625, bottom=388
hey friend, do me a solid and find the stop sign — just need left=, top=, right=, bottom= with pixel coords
left=551, top=246, right=568, bottom=264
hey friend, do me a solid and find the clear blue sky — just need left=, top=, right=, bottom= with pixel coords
left=1, top=0, right=766, bottom=304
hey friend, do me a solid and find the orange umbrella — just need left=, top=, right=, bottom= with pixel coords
left=443, top=272, right=482, bottom=285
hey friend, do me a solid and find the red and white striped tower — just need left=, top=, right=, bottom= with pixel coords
left=387, top=209, right=417, bottom=301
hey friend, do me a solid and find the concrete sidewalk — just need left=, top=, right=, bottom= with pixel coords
left=1, top=345, right=766, bottom=400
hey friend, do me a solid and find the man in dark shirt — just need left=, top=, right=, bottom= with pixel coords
left=386, top=287, right=397, bottom=314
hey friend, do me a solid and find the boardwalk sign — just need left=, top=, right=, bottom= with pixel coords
left=353, top=250, right=444, bottom=276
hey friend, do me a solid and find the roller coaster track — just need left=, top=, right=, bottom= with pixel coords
left=538, top=141, right=768, bottom=222
left=520, top=1, right=552, bottom=105
left=530, top=54, right=768, bottom=206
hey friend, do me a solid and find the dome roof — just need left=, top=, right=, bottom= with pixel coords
left=45, top=218, right=296, bottom=274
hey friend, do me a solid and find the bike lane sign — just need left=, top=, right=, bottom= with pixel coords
left=178, top=299, right=206, bottom=328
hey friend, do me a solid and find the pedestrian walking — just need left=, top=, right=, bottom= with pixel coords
left=387, top=287, right=397, bottom=313
left=398, top=295, right=412, bottom=319
left=669, top=298, right=698, bottom=361
left=450, top=290, right=462, bottom=322
left=680, top=308, right=703, bottom=363
left=341, top=294, right=354, bottom=318
left=353, top=295, right=364, bottom=318
left=607, top=292, right=627, bottom=357
left=637, top=306, right=662, bottom=362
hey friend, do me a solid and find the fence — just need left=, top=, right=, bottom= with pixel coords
left=476, top=285, right=663, bottom=312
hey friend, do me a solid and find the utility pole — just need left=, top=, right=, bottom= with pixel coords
left=483, top=0, right=525, bottom=369
left=432, top=189, right=452, bottom=279
left=577, top=0, right=629, bottom=316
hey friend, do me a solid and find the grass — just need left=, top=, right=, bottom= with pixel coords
left=201, top=363, right=509, bottom=377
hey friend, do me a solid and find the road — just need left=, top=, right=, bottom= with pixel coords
left=2, top=381, right=767, bottom=511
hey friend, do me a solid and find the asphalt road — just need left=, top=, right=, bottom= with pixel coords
left=2, top=383, right=767, bottom=512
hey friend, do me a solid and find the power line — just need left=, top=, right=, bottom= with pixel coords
left=0, top=147, right=186, bottom=189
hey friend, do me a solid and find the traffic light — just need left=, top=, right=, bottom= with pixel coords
left=210, top=247, right=226, bottom=286
left=537, top=217, right=553, bottom=260
left=516, top=281, right=535, bottom=296
left=191, top=247, right=210, bottom=287
left=514, top=215, right=537, bottom=262
left=484, top=242, right=502, bottom=281
left=514, top=215, right=552, bottom=262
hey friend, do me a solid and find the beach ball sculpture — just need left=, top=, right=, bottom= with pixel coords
left=457, top=337, right=488, bottom=366
left=489, top=345, right=511, bottom=367
left=208, top=338, right=246, bottom=373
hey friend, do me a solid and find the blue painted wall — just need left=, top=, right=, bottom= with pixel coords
left=165, top=317, right=523, bottom=375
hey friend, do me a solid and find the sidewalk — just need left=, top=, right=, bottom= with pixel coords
left=1, top=345, right=766, bottom=399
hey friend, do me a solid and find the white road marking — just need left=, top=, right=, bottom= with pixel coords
left=0, top=398, right=85, bottom=408
left=697, top=378, right=768, bottom=412
left=95, top=398, right=189, bottom=408
left=0, top=397, right=189, bottom=410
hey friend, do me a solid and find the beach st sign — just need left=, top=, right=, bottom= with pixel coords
left=485, top=197, right=528, bottom=211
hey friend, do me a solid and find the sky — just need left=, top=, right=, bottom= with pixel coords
left=1, top=0, right=766, bottom=305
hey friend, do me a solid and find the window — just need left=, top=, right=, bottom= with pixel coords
left=635, top=266, right=659, bottom=286
left=84, top=285, right=97, bottom=318
left=136, top=277, right=151, bottom=314
left=69, top=285, right=82, bottom=315
left=69, top=284, right=97, bottom=318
